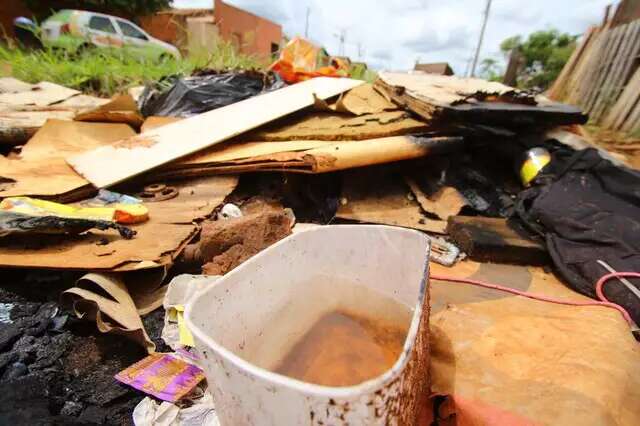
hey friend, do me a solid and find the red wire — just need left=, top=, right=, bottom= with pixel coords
left=430, top=273, right=635, bottom=327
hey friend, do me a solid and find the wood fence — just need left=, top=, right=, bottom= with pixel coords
left=549, top=18, right=640, bottom=132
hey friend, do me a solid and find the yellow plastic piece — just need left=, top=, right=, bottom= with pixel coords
left=175, top=305, right=195, bottom=347
left=0, top=197, right=148, bottom=224
left=520, top=152, right=551, bottom=186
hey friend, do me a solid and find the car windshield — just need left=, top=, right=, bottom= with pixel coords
left=117, top=21, right=147, bottom=40
left=88, top=16, right=116, bottom=34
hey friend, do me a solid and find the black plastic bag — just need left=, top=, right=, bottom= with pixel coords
left=138, top=70, right=286, bottom=118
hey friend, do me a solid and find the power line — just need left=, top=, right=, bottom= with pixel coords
left=470, top=0, right=492, bottom=77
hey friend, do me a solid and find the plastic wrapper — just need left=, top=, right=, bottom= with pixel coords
left=138, top=70, right=285, bottom=118
left=115, top=352, right=205, bottom=402
left=0, top=196, right=143, bottom=239
left=270, top=37, right=350, bottom=84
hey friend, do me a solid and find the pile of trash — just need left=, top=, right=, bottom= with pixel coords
left=1, top=66, right=639, bottom=426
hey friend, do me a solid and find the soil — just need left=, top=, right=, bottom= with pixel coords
left=0, top=268, right=168, bottom=425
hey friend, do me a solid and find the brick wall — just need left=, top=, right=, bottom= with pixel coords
left=0, top=0, right=33, bottom=39
left=213, top=0, right=282, bottom=59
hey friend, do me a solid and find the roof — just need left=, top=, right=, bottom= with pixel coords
left=414, top=62, right=454, bottom=76
left=156, top=8, right=212, bottom=16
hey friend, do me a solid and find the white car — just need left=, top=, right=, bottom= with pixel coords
left=41, top=9, right=181, bottom=60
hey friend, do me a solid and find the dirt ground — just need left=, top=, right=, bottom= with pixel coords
left=0, top=268, right=169, bottom=426
left=585, top=125, right=640, bottom=169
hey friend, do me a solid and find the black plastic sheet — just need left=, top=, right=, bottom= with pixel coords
left=138, top=70, right=286, bottom=118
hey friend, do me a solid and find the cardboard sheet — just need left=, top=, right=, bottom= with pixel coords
left=67, top=77, right=364, bottom=188
left=156, top=135, right=458, bottom=178
left=313, top=83, right=397, bottom=115
left=336, top=170, right=447, bottom=234
left=75, top=94, right=144, bottom=128
left=405, top=178, right=467, bottom=220
left=0, top=120, right=136, bottom=202
left=246, top=110, right=428, bottom=141
left=62, top=273, right=157, bottom=353
left=0, top=176, right=238, bottom=270
left=429, top=261, right=640, bottom=426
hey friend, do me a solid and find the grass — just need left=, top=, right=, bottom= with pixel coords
left=0, top=41, right=265, bottom=96
left=0, top=40, right=377, bottom=97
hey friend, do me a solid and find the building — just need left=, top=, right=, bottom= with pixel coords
left=213, top=0, right=281, bottom=58
left=139, top=0, right=282, bottom=59
left=414, top=62, right=454, bottom=76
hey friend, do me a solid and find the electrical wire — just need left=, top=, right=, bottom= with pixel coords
left=430, top=273, right=635, bottom=327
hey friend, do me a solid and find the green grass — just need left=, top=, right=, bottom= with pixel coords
left=0, top=42, right=265, bottom=96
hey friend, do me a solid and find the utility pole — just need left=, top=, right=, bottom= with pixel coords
left=470, top=0, right=492, bottom=77
left=357, top=42, right=365, bottom=60
left=305, top=7, right=310, bottom=39
left=334, top=29, right=346, bottom=56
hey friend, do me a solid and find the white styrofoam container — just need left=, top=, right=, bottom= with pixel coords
left=186, top=225, right=431, bottom=425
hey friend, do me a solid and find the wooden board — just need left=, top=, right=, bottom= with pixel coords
left=67, top=77, right=364, bottom=188
left=603, top=66, right=640, bottom=129
left=375, top=72, right=586, bottom=127
left=547, top=27, right=596, bottom=100
left=591, top=21, right=640, bottom=122
left=447, top=215, right=548, bottom=265
left=585, top=25, right=626, bottom=120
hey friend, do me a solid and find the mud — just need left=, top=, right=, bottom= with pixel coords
left=0, top=268, right=167, bottom=425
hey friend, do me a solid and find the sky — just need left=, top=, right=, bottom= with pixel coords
left=172, top=0, right=614, bottom=75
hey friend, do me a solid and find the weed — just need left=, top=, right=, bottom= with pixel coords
left=0, top=41, right=265, bottom=96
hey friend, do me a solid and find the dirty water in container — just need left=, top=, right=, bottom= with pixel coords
left=244, top=278, right=414, bottom=387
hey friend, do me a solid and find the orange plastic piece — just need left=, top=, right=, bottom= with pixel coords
left=270, top=37, right=350, bottom=84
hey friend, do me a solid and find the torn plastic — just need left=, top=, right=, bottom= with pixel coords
left=138, top=70, right=286, bottom=118
left=133, top=392, right=219, bottom=426
left=269, top=36, right=350, bottom=84
left=0, top=211, right=135, bottom=239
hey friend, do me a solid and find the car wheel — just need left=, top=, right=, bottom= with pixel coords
left=76, top=43, right=94, bottom=56
left=159, top=53, right=173, bottom=62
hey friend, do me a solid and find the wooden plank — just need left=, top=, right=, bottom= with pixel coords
left=67, top=77, right=364, bottom=188
left=602, top=21, right=640, bottom=127
left=605, top=67, right=640, bottom=130
left=566, top=29, right=605, bottom=105
left=621, top=93, right=640, bottom=132
left=610, top=22, right=640, bottom=99
left=590, top=23, right=637, bottom=121
left=447, top=216, right=549, bottom=265
left=583, top=26, right=624, bottom=113
left=548, top=27, right=596, bottom=100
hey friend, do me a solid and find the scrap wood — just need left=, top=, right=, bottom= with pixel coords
left=405, top=177, right=467, bottom=220
left=429, top=261, right=640, bottom=426
left=336, top=170, right=447, bottom=234
left=0, top=80, right=80, bottom=107
left=67, top=77, right=364, bottom=188
left=447, top=216, right=548, bottom=265
left=375, top=72, right=587, bottom=126
left=182, top=210, right=294, bottom=275
left=61, top=272, right=161, bottom=353
left=0, top=109, right=77, bottom=145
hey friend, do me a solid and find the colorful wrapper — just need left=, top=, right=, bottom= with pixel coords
left=115, top=353, right=205, bottom=402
